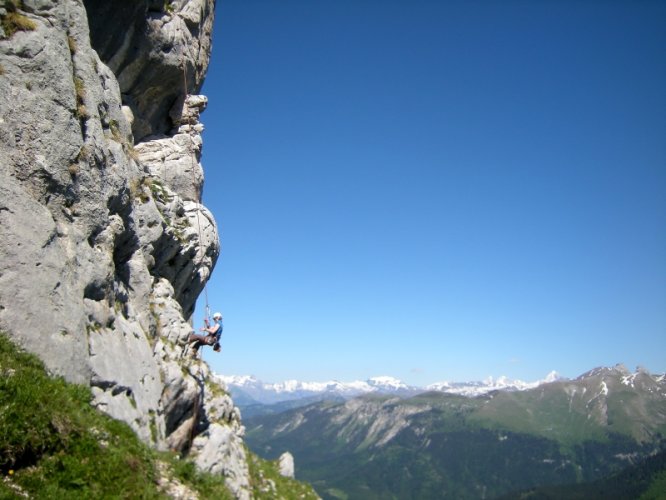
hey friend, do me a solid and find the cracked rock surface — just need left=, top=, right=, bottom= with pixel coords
left=0, top=1, right=250, bottom=497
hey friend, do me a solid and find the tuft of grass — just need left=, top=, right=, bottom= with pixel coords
left=67, top=35, right=77, bottom=55
left=129, top=177, right=150, bottom=203
left=148, top=178, right=169, bottom=204
left=0, top=64, right=5, bottom=76
left=205, top=379, right=229, bottom=399
left=73, top=76, right=88, bottom=120
left=149, top=411, right=159, bottom=444
left=168, top=457, right=234, bottom=499
left=76, top=104, right=88, bottom=119
left=1, top=11, right=37, bottom=38
left=73, top=77, right=85, bottom=101
left=108, top=119, right=124, bottom=143
left=75, top=144, right=92, bottom=164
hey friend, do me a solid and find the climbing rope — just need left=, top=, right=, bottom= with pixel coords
left=178, top=45, right=219, bottom=358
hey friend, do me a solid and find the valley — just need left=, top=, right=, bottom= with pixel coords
left=238, top=366, right=666, bottom=499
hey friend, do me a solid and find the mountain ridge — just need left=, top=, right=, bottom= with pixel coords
left=243, top=364, right=666, bottom=499
left=221, top=369, right=573, bottom=404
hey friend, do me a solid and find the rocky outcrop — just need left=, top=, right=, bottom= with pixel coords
left=83, top=0, right=215, bottom=141
left=278, top=451, right=295, bottom=478
left=0, top=0, right=250, bottom=497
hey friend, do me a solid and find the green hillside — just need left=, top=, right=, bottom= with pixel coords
left=499, top=449, right=666, bottom=500
left=245, top=373, right=666, bottom=499
left=0, top=333, right=317, bottom=499
left=470, top=372, right=666, bottom=445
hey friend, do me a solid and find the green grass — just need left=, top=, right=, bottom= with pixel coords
left=0, top=333, right=232, bottom=498
left=0, top=332, right=317, bottom=498
left=247, top=451, right=320, bottom=499
left=167, top=456, right=234, bottom=499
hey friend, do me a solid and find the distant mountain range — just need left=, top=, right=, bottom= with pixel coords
left=240, top=365, right=666, bottom=499
left=219, top=370, right=563, bottom=407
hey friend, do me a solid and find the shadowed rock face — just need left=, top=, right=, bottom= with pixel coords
left=0, top=1, right=250, bottom=497
left=84, top=0, right=215, bottom=140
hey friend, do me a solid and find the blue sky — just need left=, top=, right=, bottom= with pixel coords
left=195, top=0, right=665, bottom=386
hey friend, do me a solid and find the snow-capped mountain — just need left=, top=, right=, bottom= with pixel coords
left=242, top=366, right=666, bottom=499
left=426, top=370, right=562, bottom=397
left=219, top=375, right=418, bottom=405
left=219, top=372, right=564, bottom=405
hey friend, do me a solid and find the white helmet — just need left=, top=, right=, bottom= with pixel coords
left=213, top=312, right=222, bottom=320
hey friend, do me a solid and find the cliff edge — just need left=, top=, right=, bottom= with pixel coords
left=0, top=0, right=250, bottom=497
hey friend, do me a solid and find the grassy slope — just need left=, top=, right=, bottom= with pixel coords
left=469, top=380, right=666, bottom=446
left=0, top=333, right=317, bottom=499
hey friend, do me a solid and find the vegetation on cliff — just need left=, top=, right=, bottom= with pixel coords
left=0, top=333, right=317, bottom=498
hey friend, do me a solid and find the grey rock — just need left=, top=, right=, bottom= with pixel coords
left=192, top=423, right=251, bottom=500
left=1, top=0, right=251, bottom=495
left=133, top=97, right=206, bottom=203
left=83, top=0, right=215, bottom=141
left=278, top=451, right=295, bottom=478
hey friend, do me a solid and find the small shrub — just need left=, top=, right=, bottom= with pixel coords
left=148, top=178, right=169, bottom=203
left=68, top=163, right=79, bottom=177
left=1, top=11, right=37, bottom=38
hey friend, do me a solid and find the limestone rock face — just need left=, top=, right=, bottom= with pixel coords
left=133, top=95, right=207, bottom=203
left=0, top=1, right=250, bottom=497
left=83, top=0, right=215, bottom=141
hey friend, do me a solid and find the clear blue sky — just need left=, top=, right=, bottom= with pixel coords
left=195, top=0, right=666, bottom=386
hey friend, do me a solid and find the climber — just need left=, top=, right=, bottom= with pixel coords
left=187, top=311, right=223, bottom=354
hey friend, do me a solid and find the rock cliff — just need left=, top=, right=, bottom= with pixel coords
left=0, top=0, right=250, bottom=497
